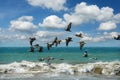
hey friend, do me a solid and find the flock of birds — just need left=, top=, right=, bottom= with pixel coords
left=29, top=22, right=120, bottom=52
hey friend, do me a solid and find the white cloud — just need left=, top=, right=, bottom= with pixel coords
left=0, top=34, right=27, bottom=45
left=14, top=34, right=27, bottom=40
left=27, top=0, right=67, bottom=11
left=35, top=31, right=65, bottom=38
left=97, top=7, right=114, bottom=21
left=9, top=16, right=38, bottom=33
left=39, top=2, right=116, bottom=29
left=64, top=2, right=114, bottom=26
left=34, top=31, right=66, bottom=42
left=81, top=36, right=105, bottom=42
left=98, top=21, right=117, bottom=30
left=81, top=32, right=120, bottom=42
left=104, top=32, right=119, bottom=38
left=113, top=13, right=120, bottom=23
left=39, top=15, right=66, bottom=29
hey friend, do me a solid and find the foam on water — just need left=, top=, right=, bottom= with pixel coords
left=0, top=60, right=120, bottom=76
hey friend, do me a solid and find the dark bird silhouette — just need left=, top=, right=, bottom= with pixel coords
left=65, top=22, right=72, bottom=32
left=52, top=37, right=58, bottom=45
left=34, top=44, right=43, bottom=52
left=79, top=41, right=86, bottom=50
left=75, top=33, right=83, bottom=38
left=34, top=44, right=39, bottom=47
left=29, top=37, right=36, bottom=46
left=114, top=35, right=120, bottom=40
left=65, top=37, right=72, bottom=46
left=47, top=43, right=53, bottom=50
left=29, top=46, right=34, bottom=52
left=55, top=40, right=61, bottom=46
left=52, top=37, right=61, bottom=46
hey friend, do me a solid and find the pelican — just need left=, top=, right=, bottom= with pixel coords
left=29, top=37, right=36, bottom=46
left=52, top=37, right=58, bottom=45
left=52, top=37, right=61, bottom=46
left=55, top=40, right=61, bottom=46
left=79, top=41, right=86, bottom=50
left=65, top=37, right=72, bottom=46
left=65, top=22, right=72, bottom=32
left=34, top=44, right=43, bottom=52
left=114, top=35, right=120, bottom=40
left=75, top=33, right=83, bottom=38
left=47, top=43, right=53, bottom=50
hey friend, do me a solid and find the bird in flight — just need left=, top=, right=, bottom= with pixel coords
left=52, top=37, right=61, bottom=46
left=34, top=44, right=43, bottom=52
left=75, top=33, right=83, bottom=38
left=47, top=43, right=54, bottom=50
left=114, top=35, right=120, bottom=40
left=65, top=37, right=72, bottom=46
left=79, top=41, right=86, bottom=50
left=29, top=37, right=36, bottom=46
left=65, top=22, right=72, bottom=32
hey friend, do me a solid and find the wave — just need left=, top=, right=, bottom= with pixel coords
left=0, top=60, right=120, bottom=76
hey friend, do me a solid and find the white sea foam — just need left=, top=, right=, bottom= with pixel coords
left=0, top=60, right=120, bottom=76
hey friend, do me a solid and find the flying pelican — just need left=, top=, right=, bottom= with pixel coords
left=47, top=43, right=53, bottom=50
left=52, top=37, right=61, bottom=46
left=65, top=22, right=72, bottom=32
left=65, top=37, right=72, bottom=46
left=34, top=44, right=43, bottom=52
left=55, top=40, right=61, bottom=46
left=114, top=35, right=120, bottom=40
left=79, top=41, right=86, bottom=50
left=75, top=33, right=83, bottom=38
left=52, top=37, right=58, bottom=45
left=29, top=37, right=36, bottom=46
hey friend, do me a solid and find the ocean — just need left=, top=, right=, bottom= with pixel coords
left=0, top=47, right=120, bottom=80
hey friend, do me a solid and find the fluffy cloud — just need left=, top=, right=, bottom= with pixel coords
left=27, top=0, right=67, bottom=11
left=0, top=34, right=27, bottom=40
left=81, top=36, right=105, bottom=42
left=35, top=31, right=65, bottom=38
left=9, top=16, right=38, bottom=33
left=98, top=21, right=117, bottom=30
left=39, top=15, right=66, bottom=29
left=34, top=31, right=66, bottom=42
left=113, top=13, right=120, bottom=23
left=81, top=32, right=119, bottom=42
left=39, top=2, right=116, bottom=29
left=104, top=32, right=119, bottom=38
left=64, top=2, right=114, bottom=25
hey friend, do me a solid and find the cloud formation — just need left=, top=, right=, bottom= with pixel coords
left=64, top=2, right=114, bottom=25
left=27, top=0, right=67, bottom=11
left=39, top=2, right=120, bottom=31
left=81, top=32, right=120, bottom=42
left=34, top=31, right=66, bottom=42
left=39, top=15, right=66, bottom=29
left=9, top=16, right=38, bottom=33
left=98, top=21, right=117, bottom=30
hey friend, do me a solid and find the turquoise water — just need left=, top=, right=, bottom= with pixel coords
left=0, top=47, right=120, bottom=80
left=0, top=47, right=120, bottom=64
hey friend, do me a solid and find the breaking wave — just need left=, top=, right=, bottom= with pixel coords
left=0, top=60, right=120, bottom=76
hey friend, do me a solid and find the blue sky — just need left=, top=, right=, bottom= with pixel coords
left=0, top=0, right=120, bottom=47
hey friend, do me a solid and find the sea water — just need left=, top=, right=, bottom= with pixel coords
left=0, top=47, right=120, bottom=80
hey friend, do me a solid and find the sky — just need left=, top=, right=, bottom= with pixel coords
left=0, top=0, right=120, bottom=47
